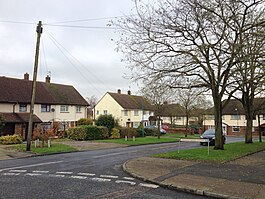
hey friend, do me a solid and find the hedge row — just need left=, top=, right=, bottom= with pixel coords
left=67, top=125, right=109, bottom=140
left=67, top=125, right=146, bottom=141
left=0, top=134, right=23, bottom=145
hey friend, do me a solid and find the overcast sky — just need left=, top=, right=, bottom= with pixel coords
left=0, top=0, right=139, bottom=100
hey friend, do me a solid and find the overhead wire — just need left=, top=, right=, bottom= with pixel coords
left=44, top=29, right=110, bottom=95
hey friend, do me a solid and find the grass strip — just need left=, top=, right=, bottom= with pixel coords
left=154, top=141, right=265, bottom=162
left=10, top=143, right=77, bottom=155
left=96, top=136, right=178, bottom=145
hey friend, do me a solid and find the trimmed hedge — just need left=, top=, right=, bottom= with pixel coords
left=97, top=126, right=109, bottom=139
left=67, top=125, right=109, bottom=141
left=0, top=134, right=23, bottom=145
left=110, top=128, right=121, bottom=139
left=144, top=128, right=159, bottom=136
left=118, top=127, right=141, bottom=138
left=67, top=126, right=87, bottom=140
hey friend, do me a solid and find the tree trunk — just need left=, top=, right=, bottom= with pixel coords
left=213, top=94, right=224, bottom=150
left=185, top=114, right=189, bottom=137
left=258, top=115, right=262, bottom=142
left=245, top=113, right=253, bottom=144
left=157, top=115, right=161, bottom=139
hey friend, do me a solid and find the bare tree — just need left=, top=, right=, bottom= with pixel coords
left=229, top=14, right=265, bottom=143
left=176, top=87, right=209, bottom=137
left=115, top=0, right=265, bottom=149
left=86, top=95, right=98, bottom=119
left=140, top=79, right=175, bottom=139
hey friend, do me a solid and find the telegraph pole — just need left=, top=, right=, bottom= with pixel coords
left=26, top=21, right=42, bottom=151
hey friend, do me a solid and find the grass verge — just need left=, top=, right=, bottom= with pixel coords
left=154, top=141, right=265, bottom=162
left=10, top=143, right=77, bottom=155
left=96, top=136, right=178, bottom=146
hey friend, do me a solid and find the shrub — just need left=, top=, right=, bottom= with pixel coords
left=67, top=126, right=87, bottom=140
left=0, top=134, right=23, bottom=145
left=110, top=128, right=121, bottom=139
left=95, top=115, right=115, bottom=134
left=118, top=127, right=140, bottom=138
left=82, top=125, right=101, bottom=140
left=77, top=118, right=93, bottom=126
left=144, top=128, right=159, bottom=136
left=97, top=126, right=109, bottom=139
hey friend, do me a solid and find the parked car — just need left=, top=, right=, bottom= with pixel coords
left=145, top=125, right=167, bottom=134
left=200, top=129, right=226, bottom=146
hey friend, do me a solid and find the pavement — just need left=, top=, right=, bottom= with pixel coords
left=1, top=143, right=264, bottom=199
left=123, top=150, right=265, bottom=199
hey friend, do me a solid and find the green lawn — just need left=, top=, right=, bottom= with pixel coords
left=96, top=136, right=178, bottom=145
left=163, top=133, right=200, bottom=139
left=11, top=143, right=77, bottom=154
left=154, top=141, right=265, bottom=162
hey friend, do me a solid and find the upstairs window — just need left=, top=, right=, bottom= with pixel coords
left=41, top=105, right=51, bottom=112
left=231, top=115, right=241, bottom=120
left=134, top=110, right=139, bottom=116
left=19, top=104, right=27, bottom=112
left=76, top=106, right=81, bottom=113
left=96, top=110, right=99, bottom=115
left=124, top=110, right=128, bottom=116
left=60, top=105, right=69, bottom=113
left=103, top=110, right=107, bottom=115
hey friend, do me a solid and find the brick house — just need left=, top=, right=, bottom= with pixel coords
left=0, top=74, right=89, bottom=139
left=203, top=98, right=265, bottom=135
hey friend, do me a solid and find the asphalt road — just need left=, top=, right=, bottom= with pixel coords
left=0, top=137, right=243, bottom=199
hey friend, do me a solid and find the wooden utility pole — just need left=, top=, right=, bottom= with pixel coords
left=26, top=21, right=42, bottom=151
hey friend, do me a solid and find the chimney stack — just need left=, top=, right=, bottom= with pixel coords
left=127, top=90, right=131, bottom=95
left=117, top=89, right=121, bottom=94
left=24, top=73, right=29, bottom=80
left=45, top=75, right=51, bottom=83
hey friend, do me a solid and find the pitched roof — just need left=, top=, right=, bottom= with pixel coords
left=159, top=104, right=185, bottom=117
left=207, top=98, right=265, bottom=115
left=0, top=113, right=42, bottom=123
left=0, top=76, right=88, bottom=106
left=108, top=92, right=155, bottom=110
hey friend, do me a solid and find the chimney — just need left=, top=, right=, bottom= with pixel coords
left=117, top=89, right=121, bottom=94
left=24, top=73, right=29, bottom=80
left=45, top=75, right=51, bottom=83
left=127, top=90, right=131, bottom=95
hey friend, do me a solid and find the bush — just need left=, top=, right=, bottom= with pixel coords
left=95, top=115, right=115, bottom=134
left=0, top=134, right=23, bottom=145
left=144, top=128, right=159, bottom=136
left=118, top=127, right=140, bottom=138
left=82, top=125, right=102, bottom=140
left=96, top=126, right=109, bottom=139
left=110, top=128, right=121, bottom=139
left=77, top=118, right=93, bottom=126
left=67, top=126, right=87, bottom=140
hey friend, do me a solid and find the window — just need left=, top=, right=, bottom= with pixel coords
left=134, top=110, right=139, bottom=116
left=263, top=115, right=265, bottom=120
left=76, top=106, right=81, bottom=113
left=60, top=105, right=69, bottom=113
left=232, top=126, right=240, bottom=133
left=176, top=117, right=181, bottom=121
left=19, top=104, right=27, bottom=112
left=205, top=115, right=214, bottom=120
left=231, top=115, right=241, bottom=120
left=103, top=110, right=107, bottom=115
left=41, top=105, right=51, bottom=112
left=124, top=110, right=128, bottom=116
left=96, top=110, right=99, bottom=115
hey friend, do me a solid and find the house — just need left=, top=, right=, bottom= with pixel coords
left=159, top=103, right=199, bottom=126
left=0, top=73, right=89, bottom=139
left=203, top=98, right=265, bottom=135
left=94, top=89, right=155, bottom=128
